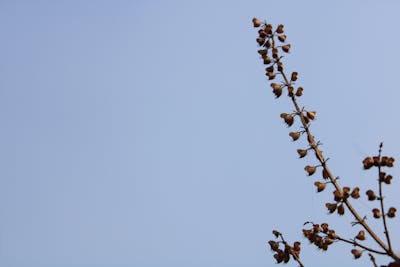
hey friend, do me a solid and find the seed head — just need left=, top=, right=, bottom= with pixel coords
left=314, top=181, right=326, bottom=192
left=372, top=208, right=381, bottom=218
left=295, top=87, right=303, bottom=97
left=321, top=223, right=329, bottom=233
left=305, top=165, right=316, bottom=176
left=366, top=189, right=377, bottom=201
left=351, top=187, right=360, bottom=199
left=337, top=204, right=345, bottom=215
left=388, top=207, right=397, bottom=218
left=351, top=249, right=362, bottom=259
left=384, top=174, right=393, bottom=184
left=256, top=37, right=265, bottom=46
left=276, top=24, right=284, bottom=33
left=355, top=230, right=365, bottom=241
left=297, top=149, right=307, bottom=158
left=278, top=34, right=286, bottom=42
left=306, top=111, right=316, bottom=120
left=326, top=203, right=337, bottom=213
left=291, top=72, right=298, bottom=81
left=289, top=131, right=301, bottom=141
left=282, top=44, right=291, bottom=53
left=363, top=157, right=374, bottom=169
left=252, top=18, right=262, bottom=27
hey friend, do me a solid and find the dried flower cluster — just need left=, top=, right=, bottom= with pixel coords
left=253, top=17, right=400, bottom=267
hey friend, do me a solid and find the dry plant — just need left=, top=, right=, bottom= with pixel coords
left=252, top=17, right=400, bottom=267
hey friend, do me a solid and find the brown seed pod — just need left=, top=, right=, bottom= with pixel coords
left=272, top=48, right=279, bottom=58
left=373, top=156, right=380, bottom=167
left=265, top=24, right=273, bottom=34
left=362, top=157, right=374, bottom=169
left=333, top=190, right=343, bottom=202
left=366, top=189, right=377, bottom=201
left=265, top=40, right=271, bottom=48
left=252, top=18, right=262, bottom=27
left=291, top=72, right=298, bottom=81
left=297, top=149, right=308, bottom=158
left=282, top=44, right=291, bottom=53
left=351, top=187, right=360, bottom=199
left=351, top=249, right=362, bottom=259
left=387, top=157, right=395, bottom=167
left=372, top=208, right=381, bottom=219
left=342, top=187, right=351, bottom=199
left=276, top=24, right=284, bottom=33
left=381, top=156, right=389, bottom=166
left=306, top=111, right=316, bottom=120
left=388, top=207, right=397, bottom=218
left=314, top=181, right=326, bottom=192
left=337, top=204, right=345, bottom=215
left=282, top=114, right=294, bottom=126
left=258, top=49, right=268, bottom=56
left=287, top=86, right=294, bottom=97
left=312, top=224, right=320, bottom=233
left=305, top=165, right=316, bottom=176
left=268, top=240, right=279, bottom=251
left=322, top=168, right=329, bottom=179
left=266, top=65, right=274, bottom=73
left=384, top=175, right=393, bottom=184
left=262, top=56, right=272, bottom=65
left=277, top=61, right=283, bottom=72
left=289, top=132, right=301, bottom=141
left=326, top=203, right=337, bottom=213
left=302, top=115, right=310, bottom=124
left=321, top=223, right=329, bottom=233
left=324, top=237, right=334, bottom=245
left=355, top=230, right=366, bottom=241
left=266, top=72, right=276, bottom=80
left=258, top=29, right=267, bottom=38
left=293, top=241, right=301, bottom=252
left=272, top=230, right=281, bottom=237
left=256, top=37, right=265, bottom=46
left=273, top=252, right=283, bottom=263
left=379, top=171, right=386, bottom=182
left=295, top=87, right=303, bottom=97
left=327, top=229, right=337, bottom=239
left=278, top=34, right=286, bottom=42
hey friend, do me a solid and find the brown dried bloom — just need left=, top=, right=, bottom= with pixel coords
left=256, top=37, right=265, bottom=46
left=306, top=111, right=316, bottom=120
left=372, top=208, right=381, bottom=219
left=363, top=157, right=374, bottom=169
left=384, top=174, right=393, bottom=184
left=280, top=113, right=294, bottom=126
left=291, top=72, right=298, bottom=81
left=373, top=156, right=380, bottom=167
left=355, top=230, right=366, bottom=241
left=333, top=190, right=343, bottom=202
left=262, top=55, right=272, bottom=64
left=268, top=240, right=279, bottom=251
left=337, top=203, right=345, bottom=215
left=325, top=203, right=337, bottom=213
left=388, top=207, right=397, bottom=218
left=282, top=44, right=291, bottom=53
left=295, top=87, right=303, bottom=97
left=350, top=187, right=360, bottom=199
left=297, top=149, right=307, bottom=158
left=276, top=24, right=284, bottom=33
left=366, top=189, right=377, bottom=201
left=351, top=249, right=362, bottom=259
left=305, top=165, right=316, bottom=176
left=278, top=34, right=286, bottom=42
left=314, top=181, right=326, bottom=192
left=342, top=187, right=351, bottom=199
left=320, top=223, right=329, bottom=233
left=252, top=18, right=262, bottom=27
left=289, top=131, right=301, bottom=141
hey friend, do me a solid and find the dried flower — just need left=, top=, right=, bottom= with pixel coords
left=280, top=113, right=294, bottom=126
left=272, top=48, right=279, bottom=58
left=384, top=174, right=393, bottom=184
left=291, top=72, right=298, bottom=81
left=342, top=187, right=350, bottom=199
left=314, top=181, right=326, bottom=192
left=366, top=189, right=377, bottom=201
left=320, top=223, right=329, bottom=233
left=276, top=24, right=284, bottom=33
left=297, top=149, right=308, bottom=158
left=363, top=157, right=374, bottom=169
left=287, top=86, right=294, bottom=97
left=355, top=230, right=365, bottom=241
left=258, top=49, right=268, bottom=56
left=306, top=111, right=316, bottom=120
left=282, top=44, right=291, bottom=53
left=293, top=241, right=301, bottom=251
left=268, top=240, right=279, bottom=251
left=388, top=207, right=397, bottom=218
left=305, top=165, right=316, bottom=176
left=373, top=156, right=380, bottom=167
left=272, top=230, right=281, bottom=237
left=387, top=157, right=395, bottom=167
left=265, top=24, right=273, bottom=34
left=278, top=34, right=286, bottom=42
left=256, top=37, right=265, bottom=46
left=333, top=190, right=343, bottom=202
left=326, top=203, right=337, bottom=213
left=351, top=249, right=362, bottom=259
left=295, top=87, right=303, bottom=97
left=337, top=203, right=345, bottom=215
left=266, top=72, right=276, bottom=80
left=266, top=65, right=274, bottom=73
left=258, top=29, right=267, bottom=38
left=351, top=187, right=360, bottom=199
left=262, top=55, right=272, bottom=64
left=372, top=208, right=381, bottom=219
left=252, top=18, right=262, bottom=27
left=289, top=131, right=301, bottom=141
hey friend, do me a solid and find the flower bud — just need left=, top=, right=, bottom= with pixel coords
left=305, top=165, right=316, bottom=176
left=252, top=18, right=262, bottom=27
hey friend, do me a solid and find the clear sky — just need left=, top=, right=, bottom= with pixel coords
left=1, top=1, right=400, bottom=267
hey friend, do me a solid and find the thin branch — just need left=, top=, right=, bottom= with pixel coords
left=377, top=143, right=393, bottom=253
left=369, top=253, right=379, bottom=267
left=278, top=233, right=305, bottom=267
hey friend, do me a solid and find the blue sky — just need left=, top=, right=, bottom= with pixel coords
left=1, top=1, right=400, bottom=267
